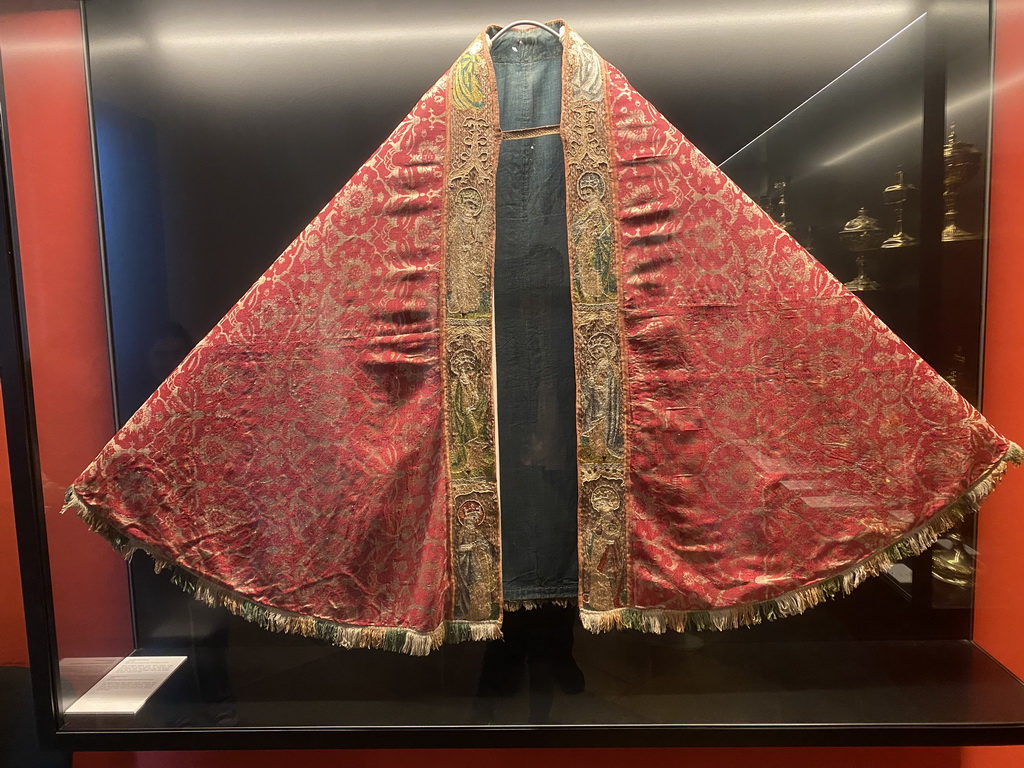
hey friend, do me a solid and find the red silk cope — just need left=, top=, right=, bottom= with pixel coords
left=65, top=23, right=1019, bottom=654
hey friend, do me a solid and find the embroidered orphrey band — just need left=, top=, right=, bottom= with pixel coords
left=443, top=38, right=502, bottom=623
left=563, top=33, right=629, bottom=613
left=501, top=124, right=560, bottom=141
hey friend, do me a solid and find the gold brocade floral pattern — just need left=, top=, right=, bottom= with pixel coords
left=604, top=59, right=1015, bottom=628
left=69, top=74, right=459, bottom=653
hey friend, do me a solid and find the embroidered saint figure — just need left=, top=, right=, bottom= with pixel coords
left=448, top=338, right=491, bottom=476
left=572, top=172, right=616, bottom=300
left=447, top=186, right=488, bottom=316
left=581, top=331, right=624, bottom=460
left=454, top=497, right=498, bottom=620
left=583, top=482, right=625, bottom=610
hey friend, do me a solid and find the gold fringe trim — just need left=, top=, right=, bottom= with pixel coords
left=61, top=489, right=502, bottom=656
left=581, top=442, right=1024, bottom=636
left=504, top=597, right=576, bottom=611
left=63, top=443, right=1022, bottom=647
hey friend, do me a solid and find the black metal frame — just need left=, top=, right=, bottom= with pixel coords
left=5, top=0, right=1024, bottom=752
left=33, top=721, right=1024, bottom=751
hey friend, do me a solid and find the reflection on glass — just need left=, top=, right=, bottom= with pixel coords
left=942, top=124, right=983, bottom=242
left=882, top=167, right=918, bottom=248
left=839, top=207, right=885, bottom=291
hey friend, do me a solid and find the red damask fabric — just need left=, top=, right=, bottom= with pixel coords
left=606, top=65, right=1016, bottom=626
left=69, top=77, right=457, bottom=651
left=64, top=23, right=1018, bottom=653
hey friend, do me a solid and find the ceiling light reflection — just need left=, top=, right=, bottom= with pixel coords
left=82, top=3, right=917, bottom=59
left=722, top=12, right=927, bottom=166
left=818, top=69, right=1024, bottom=167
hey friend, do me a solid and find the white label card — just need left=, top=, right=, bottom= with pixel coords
left=64, top=655, right=187, bottom=715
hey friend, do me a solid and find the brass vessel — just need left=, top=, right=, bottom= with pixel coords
left=933, top=528, right=975, bottom=588
left=839, top=207, right=886, bottom=292
left=933, top=347, right=974, bottom=590
left=942, top=125, right=982, bottom=242
left=881, top=168, right=918, bottom=248
left=773, top=180, right=799, bottom=237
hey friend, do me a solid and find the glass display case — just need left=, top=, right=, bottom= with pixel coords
left=4, top=0, right=1024, bottom=751
left=721, top=5, right=995, bottom=617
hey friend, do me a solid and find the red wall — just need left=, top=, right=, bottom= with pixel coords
left=63, top=747, right=979, bottom=768
left=974, top=0, right=1024, bottom=682
left=0, top=5, right=132, bottom=660
left=63, top=746, right=1024, bottom=768
left=2, top=1, right=1024, bottom=767
left=0, top=384, right=29, bottom=666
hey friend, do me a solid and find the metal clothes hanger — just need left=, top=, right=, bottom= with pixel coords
left=489, top=20, right=565, bottom=45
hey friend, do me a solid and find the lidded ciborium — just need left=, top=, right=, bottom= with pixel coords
left=839, top=207, right=886, bottom=292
